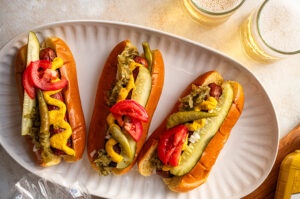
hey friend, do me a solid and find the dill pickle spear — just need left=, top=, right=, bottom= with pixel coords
left=21, top=31, right=40, bottom=136
left=131, top=65, right=152, bottom=107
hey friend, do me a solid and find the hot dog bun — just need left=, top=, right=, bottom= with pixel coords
left=137, top=70, right=244, bottom=192
left=14, top=35, right=86, bottom=166
left=87, top=40, right=164, bottom=175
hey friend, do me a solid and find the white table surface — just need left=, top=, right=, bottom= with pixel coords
left=1, top=0, right=300, bottom=198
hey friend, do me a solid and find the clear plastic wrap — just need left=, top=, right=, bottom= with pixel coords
left=8, top=173, right=91, bottom=199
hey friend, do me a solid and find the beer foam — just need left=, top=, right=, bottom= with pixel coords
left=258, top=0, right=300, bottom=52
left=191, top=0, right=242, bottom=12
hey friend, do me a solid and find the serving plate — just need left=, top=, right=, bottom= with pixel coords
left=0, top=20, right=278, bottom=199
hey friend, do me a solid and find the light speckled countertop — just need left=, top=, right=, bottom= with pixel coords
left=1, top=0, right=300, bottom=198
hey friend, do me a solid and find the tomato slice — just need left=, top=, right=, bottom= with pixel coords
left=24, top=60, right=68, bottom=92
left=123, top=116, right=143, bottom=142
left=110, top=100, right=148, bottom=122
left=22, top=66, right=36, bottom=99
left=110, top=100, right=148, bottom=142
left=157, top=125, right=188, bottom=167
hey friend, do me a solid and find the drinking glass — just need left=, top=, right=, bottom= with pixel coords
left=182, top=0, right=246, bottom=26
left=240, top=0, right=300, bottom=63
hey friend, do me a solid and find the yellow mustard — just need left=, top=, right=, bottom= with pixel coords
left=105, top=138, right=123, bottom=163
left=162, top=164, right=172, bottom=171
left=199, top=96, right=218, bottom=111
left=185, top=119, right=206, bottom=132
left=106, top=113, right=116, bottom=125
left=117, top=62, right=143, bottom=102
left=177, top=136, right=189, bottom=166
left=182, top=136, right=188, bottom=151
left=118, top=74, right=135, bottom=102
left=43, top=57, right=75, bottom=156
left=51, top=57, right=64, bottom=70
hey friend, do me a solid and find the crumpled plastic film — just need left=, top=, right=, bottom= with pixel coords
left=8, top=173, right=91, bottom=199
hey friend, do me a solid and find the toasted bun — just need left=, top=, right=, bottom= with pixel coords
left=87, top=40, right=164, bottom=175
left=14, top=36, right=86, bottom=166
left=137, top=71, right=244, bottom=192
left=14, top=45, right=27, bottom=105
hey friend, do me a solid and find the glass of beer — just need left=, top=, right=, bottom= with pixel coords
left=240, top=0, right=300, bottom=63
left=182, top=0, right=246, bottom=26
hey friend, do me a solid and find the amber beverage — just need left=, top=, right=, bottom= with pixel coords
left=182, top=0, right=246, bottom=26
left=240, top=0, right=300, bottom=63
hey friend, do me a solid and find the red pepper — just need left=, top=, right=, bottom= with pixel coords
left=157, top=125, right=188, bottom=166
left=28, top=60, right=68, bottom=91
left=110, top=100, right=148, bottom=122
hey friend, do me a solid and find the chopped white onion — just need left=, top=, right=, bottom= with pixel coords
left=189, top=132, right=201, bottom=144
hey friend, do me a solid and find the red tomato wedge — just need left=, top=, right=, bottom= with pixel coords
left=123, top=116, right=143, bottom=142
left=29, top=60, right=68, bottom=91
left=23, top=60, right=68, bottom=96
left=110, top=100, right=148, bottom=122
left=22, top=66, right=36, bottom=99
left=110, top=100, right=148, bottom=142
left=157, top=125, right=188, bottom=167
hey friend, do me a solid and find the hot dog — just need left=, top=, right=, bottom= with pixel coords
left=14, top=31, right=86, bottom=167
left=87, top=40, right=164, bottom=175
left=137, top=70, right=244, bottom=192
